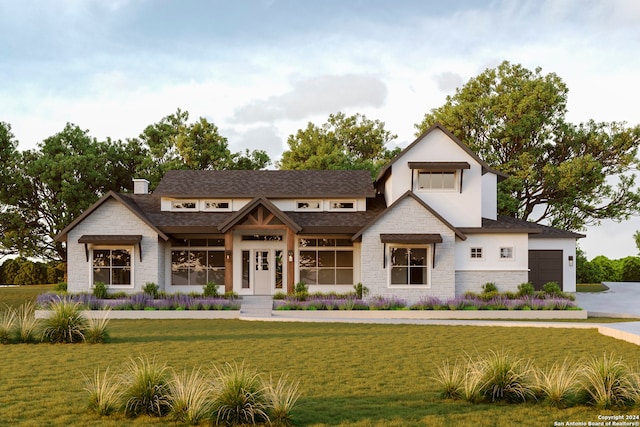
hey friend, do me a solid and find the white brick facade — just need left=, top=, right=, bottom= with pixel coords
left=360, top=196, right=457, bottom=303
left=66, top=198, right=163, bottom=293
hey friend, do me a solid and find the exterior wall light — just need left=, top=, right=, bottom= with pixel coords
left=568, top=255, right=574, bottom=266
left=288, top=250, right=294, bottom=262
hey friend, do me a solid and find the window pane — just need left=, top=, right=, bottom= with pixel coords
left=242, top=251, right=250, bottom=288
left=298, top=238, right=316, bottom=247
left=318, top=252, right=335, bottom=268
left=335, top=251, right=353, bottom=267
left=431, top=173, right=443, bottom=188
left=410, top=267, right=426, bottom=285
left=190, top=239, right=207, bottom=247
left=318, top=269, right=335, bottom=285
left=299, top=268, right=316, bottom=285
left=336, top=269, right=353, bottom=285
left=172, top=270, right=189, bottom=286
left=208, top=251, right=225, bottom=268
left=391, top=248, right=408, bottom=266
left=111, top=249, right=130, bottom=267
left=442, top=172, right=455, bottom=188
left=410, top=249, right=427, bottom=266
left=193, top=269, right=207, bottom=286
left=418, top=172, right=431, bottom=189
left=208, top=270, right=225, bottom=287
left=192, top=251, right=207, bottom=273
left=93, top=268, right=109, bottom=284
left=299, top=251, right=316, bottom=268
left=318, top=238, right=335, bottom=247
left=93, top=250, right=111, bottom=267
left=112, top=267, right=131, bottom=285
left=335, top=239, right=353, bottom=247
left=391, top=267, right=408, bottom=285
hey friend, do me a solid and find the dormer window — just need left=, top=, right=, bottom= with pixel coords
left=329, top=201, right=355, bottom=211
left=296, top=201, right=321, bottom=211
left=171, top=200, right=198, bottom=210
left=203, top=200, right=231, bottom=211
left=409, top=162, right=470, bottom=193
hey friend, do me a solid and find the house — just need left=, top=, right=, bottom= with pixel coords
left=55, top=124, right=584, bottom=301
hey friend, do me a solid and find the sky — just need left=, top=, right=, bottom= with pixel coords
left=1, top=0, right=639, bottom=260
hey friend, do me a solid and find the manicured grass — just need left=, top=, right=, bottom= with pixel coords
left=577, top=283, right=609, bottom=292
left=1, top=319, right=640, bottom=426
left=0, top=284, right=54, bottom=308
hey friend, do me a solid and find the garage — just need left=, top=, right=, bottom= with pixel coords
left=528, top=250, right=563, bottom=291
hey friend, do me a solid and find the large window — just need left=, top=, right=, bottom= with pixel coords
left=390, top=247, right=428, bottom=286
left=417, top=171, right=456, bottom=190
left=299, top=238, right=353, bottom=285
left=93, top=248, right=132, bottom=287
left=171, top=239, right=225, bottom=286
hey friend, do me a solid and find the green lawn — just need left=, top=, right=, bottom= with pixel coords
left=576, top=283, right=609, bottom=292
left=1, top=287, right=640, bottom=426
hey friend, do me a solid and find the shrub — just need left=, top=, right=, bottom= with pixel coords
left=517, top=282, right=535, bottom=296
left=122, top=356, right=171, bottom=417
left=211, top=361, right=269, bottom=426
left=54, top=282, right=68, bottom=292
left=0, top=305, right=16, bottom=344
left=482, top=282, right=498, bottom=294
left=477, top=349, right=535, bottom=403
left=579, top=353, right=637, bottom=408
left=203, top=282, right=220, bottom=298
left=353, top=283, right=369, bottom=299
left=542, top=282, right=562, bottom=297
left=142, top=282, right=159, bottom=298
left=93, top=282, right=109, bottom=299
left=294, top=282, right=308, bottom=301
left=14, top=301, right=40, bottom=343
left=41, top=299, right=87, bottom=343
left=534, top=357, right=580, bottom=408
left=263, top=374, right=301, bottom=426
left=621, top=256, right=640, bottom=282
left=272, top=291, right=287, bottom=300
left=84, top=309, right=111, bottom=344
left=83, top=367, right=123, bottom=416
left=167, top=367, right=213, bottom=425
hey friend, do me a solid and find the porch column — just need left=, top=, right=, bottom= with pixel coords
left=224, top=230, right=233, bottom=293
left=286, top=229, right=295, bottom=294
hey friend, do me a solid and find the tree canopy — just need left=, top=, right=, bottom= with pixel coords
left=278, top=112, right=400, bottom=178
left=415, top=61, right=640, bottom=230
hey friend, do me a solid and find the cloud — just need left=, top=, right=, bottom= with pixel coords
left=231, top=74, right=387, bottom=124
left=433, top=72, right=464, bottom=93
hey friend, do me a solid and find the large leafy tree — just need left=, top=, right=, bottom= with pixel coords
left=415, top=61, right=640, bottom=230
left=279, top=112, right=400, bottom=178
left=0, top=124, right=145, bottom=261
left=137, top=109, right=270, bottom=187
left=0, top=122, right=21, bottom=259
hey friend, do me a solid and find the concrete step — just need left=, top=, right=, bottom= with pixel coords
left=240, top=296, right=273, bottom=317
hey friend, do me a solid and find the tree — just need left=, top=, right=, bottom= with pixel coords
left=0, top=124, right=145, bottom=261
left=279, top=112, right=400, bottom=178
left=137, top=109, right=270, bottom=187
left=634, top=231, right=640, bottom=255
left=0, top=122, right=21, bottom=259
left=415, top=61, right=640, bottom=230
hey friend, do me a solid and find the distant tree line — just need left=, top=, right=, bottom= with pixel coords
left=576, top=249, right=640, bottom=283
left=0, top=257, right=64, bottom=285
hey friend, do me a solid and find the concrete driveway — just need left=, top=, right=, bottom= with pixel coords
left=575, top=282, right=640, bottom=318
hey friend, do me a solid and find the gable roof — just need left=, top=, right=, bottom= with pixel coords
left=375, top=123, right=508, bottom=185
left=352, top=191, right=467, bottom=241
left=218, top=197, right=303, bottom=233
left=154, top=170, right=376, bottom=199
left=55, top=191, right=169, bottom=242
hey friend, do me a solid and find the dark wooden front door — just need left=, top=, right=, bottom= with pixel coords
left=528, top=250, right=563, bottom=290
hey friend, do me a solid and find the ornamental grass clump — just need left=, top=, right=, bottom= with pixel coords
left=477, top=349, right=536, bottom=403
left=167, top=367, right=214, bottom=425
left=14, top=301, right=40, bottom=343
left=579, top=353, right=637, bottom=409
left=0, top=305, right=16, bottom=344
left=534, top=357, right=581, bottom=408
left=433, top=359, right=464, bottom=399
left=122, top=356, right=171, bottom=417
left=41, top=299, right=87, bottom=343
left=83, top=367, right=124, bottom=416
left=84, top=309, right=111, bottom=344
left=211, top=361, right=270, bottom=426
left=263, top=374, right=301, bottom=427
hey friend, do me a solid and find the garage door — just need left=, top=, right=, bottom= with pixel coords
left=528, top=250, right=563, bottom=291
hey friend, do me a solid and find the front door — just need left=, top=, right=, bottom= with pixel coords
left=253, top=249, right=272, bottom=295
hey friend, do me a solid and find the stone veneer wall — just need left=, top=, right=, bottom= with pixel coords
left=66, top=198, right=162, bottom=294
left=360, top=197, right=457, bottom=303
left=455, top=270, right=529, bottom=295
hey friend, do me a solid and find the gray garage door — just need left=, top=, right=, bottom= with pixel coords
left=528, top=250, right=563, bottom=291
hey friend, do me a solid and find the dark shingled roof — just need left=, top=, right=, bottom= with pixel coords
left=154, top=170, right=376, bottom=198
left=458, top=216, right=585, bottom=239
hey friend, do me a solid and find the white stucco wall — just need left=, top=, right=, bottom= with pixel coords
left=528, top=237, right=578, bottom=292
left=360, top=196, right=457, bottom=303
left=66, top=198, right=162, bottom=294
left=385, top=129, right=485, bottom=227
left=481, top=173, right=498, bottom=220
